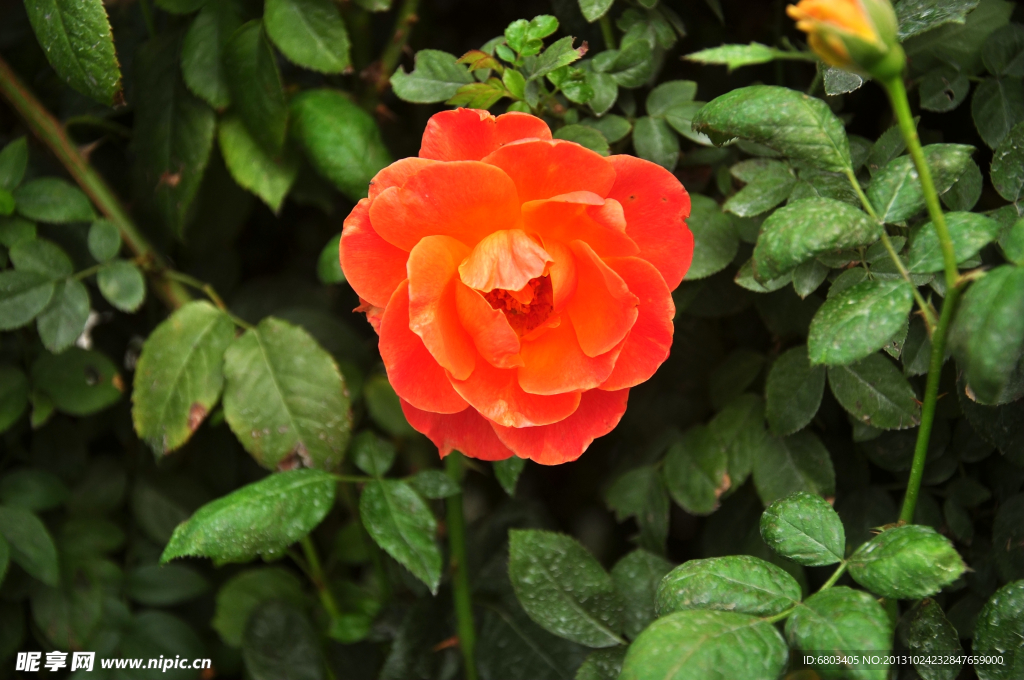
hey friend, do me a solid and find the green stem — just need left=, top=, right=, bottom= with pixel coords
left=599, top=15, right=616, bottom=51
left=763, top=606, right=796, bottom=624
left=376, top=0, right=420, bottom=93
left=0, top=56, right=192, bottom=311
left=819, top=561, right=847, bottom=591
left=445, top=453, right=479, bottom=680
left=300, top=535, right=343, bottom=622
left=882, top=76, right=963, bottom=525
left=72, top=263, right=103, bottom=281
left=160, top=270, right=254, bottom=329
left=843, top=169, right=936, bottom=328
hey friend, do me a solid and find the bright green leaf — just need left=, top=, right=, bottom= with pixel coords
left=867, top=144, right=974, bottom=222
left=848, top=524, right=966, bottom=598
left=265, top=0, right=351, bottom=74
left=391, top=50, right=472, bottom=103
left=13, top=178, right=94, bottom=224
left=360, top=479, right=441, bottom=593
left=656, top=555, right=801, bottom=617
left=808, top=278, right=914, bottom=366
left=225, top=21, right=289, bottom=155
left=219, top=114, right=298, bottom=212
left=761, top=491, right=845, bottom=566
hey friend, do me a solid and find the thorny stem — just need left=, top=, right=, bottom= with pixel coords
left=0, top=55, right=192, bottom=311
left=375, top=0, right=420, bottom=93
left=843, top=169, right=936, bottom=328
left=882, top=76, right=963, bottom=525
left=299, top=535, right=345, bottom=628
left=445, top=453, right=479, bottom=680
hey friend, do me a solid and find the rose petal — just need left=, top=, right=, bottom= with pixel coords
left=369, top=161, right=521, bottom=251
left=379, top=281, right=469, bottom=414
left=340, top=199, right=409, bottom=309
left=449, top=358, right=581, bottom=427
left=419, top=109, right=552, bottom=162
left=545, top=240, right=577, bottom=313
left=455, top=281, right=523, bottom=369
left=518, top=317, right=621, bottom=395
left=522, top=192, right=639, bottom=258
left=482, top=139, right=617, bottom=202
left=606, top=155, right=694, bottom=290
left=492, top=388, right=630, bottom=465
left=368, top=157, right=439, bottom=201
left=458, top=229, right=552, bottom=293
left=407, top=235, right=477, bottom=380
left=599, top=257, right=675, bottom=391
left=566, top=240, right=639, bottom=357
left=401, top=399, right=514, bottom=461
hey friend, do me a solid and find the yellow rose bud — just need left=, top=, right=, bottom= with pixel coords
left=788, top=0, right=905, bottom=80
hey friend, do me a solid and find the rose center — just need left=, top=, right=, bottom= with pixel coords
left=483, top=276, right=554, bottom=336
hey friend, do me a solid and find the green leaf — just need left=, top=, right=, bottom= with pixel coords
left=765, top=346, right=826, bottom=436
left=407, top=470, right=459, bottom=499
left=907, top=599, right=963, bottom=680
left=225, top=21, right=289, bottom=155
left=867, top=144, right=974, bottom=222
left=494, top=457, right=526, bottom=496
left=0, top=271, right=55, bottom=331
left=162, top=468, right=337, bottom=564
left=902, top=0, right=1014, bottom=74
left=97, top=260, right=145, bottom=313
left=575, top=648, right=626, bottom=680
left=684, top=194, right=738, bottom=281
left=685, top=43, right=778, bottom=70
left=554, top=125, right=610, bottom=156
left=360, top=479, right=441, bottom=593
left=0, top=469, right=67, bottom=511
left=991, top=121, right=1024, bottom=202
left=656, top=555, right=801, bottom=617
left=664, top=101, right=713, bottom=145
left=219, top=114, right=298, bottom=212
left=632, top=116, right=679, bottom=171
left=579, top=0, right=614, bottom=22
left=132, top=301, right=236, bottom=454
left=620, top=610, right=788, bottom=680
left=290, top=89, right=391, bottom=202
left=761, top=491, right=845, bottom=566
left=13, top=178, right=94, bottom=224
left=664, top=426, right=730, bottom=515
left=9, top=238, right=72, bottom=279
left=0, top=506, right=59, bottom=586
left=606, top=465, right=669, bottom=554
left=611, top=549, right=672, bottom=638
left=0, top=137, right=27, bottom=191
left=135, top=32, right=217, bottom=236
left=993, top=493, right=1024, bottom=581
left=23, top=0, right=122, bottom=105
left=531, top=37, right=586, bottom=80
left=785, top=587, right=892, bottom=680
left=35, top=278, right=89, bottom=353
left=709, top=349, right=764, bottom=410
left=941, top=158, right=982, bottom=210
left=972, top=76, right=1024, bottom=149
left=709, top=393, right=766, bottom=487
left=597, top=41, right=654, bottom=88
left=828, top=354, right=921, bottom=430
left=692, top=85, right=852, bottom=173
left=243, top=600, right=325, bottom=680
left=752, top=431, right=835, bottom=506
left=723, top=159, right=796, bottom=217
left=950, top=265, right=1024, bottom=405
left=508, top=529, right=624, bottom=647
left=808, top=278, right=914, bottom=366
left=973, top=580, right=1024, bottom=680
left=897, top=0, right=981, bottom=40
left=0, top=535, right=8, bottom=586
left=919, top=65, right=971, bottom=112
left=753, top=198, right=881, bottom=282
left=265, top=0, right=350, bottom=73
left=155, top=0, right=206, bottom=13
left=182, top=0, right=243, bottom=110
left=213, top=567, right=307, bottom=647
left=316, top=234, right=345, bottom=284
left=585, top=71, right=618, bottom=116
left=983, top=23, right=1024, bottom=76
left=848, top=524, right=966, bottom=598
left=822, top=66, right=864, bottom=96
left=87, top=218, right=120, bottom=262
left=0, top=365, right=29, bottom=434
left=32, top=347, right=122, bottom=415
left=391, top=49, right=472, bottom=103
left=363, top=374, right=415, bottom=437
left=1000, top=216, right=1024, bottom=266
left=646, top=80, right=697, bottom=116
left=223, top=317, right=351, bottom=470
left=580, top=116, right=631, bottom=145
left=351, top=431, right=396, bottom=477
left=126, top=564, right=209, bottom=606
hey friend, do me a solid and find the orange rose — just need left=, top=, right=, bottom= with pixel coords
left=787, top=0, right=903, bottom=79
left=340, top=109, right=693, bottom=464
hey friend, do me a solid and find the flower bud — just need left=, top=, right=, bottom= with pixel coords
left=788, top=0, right=905, bottom=80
